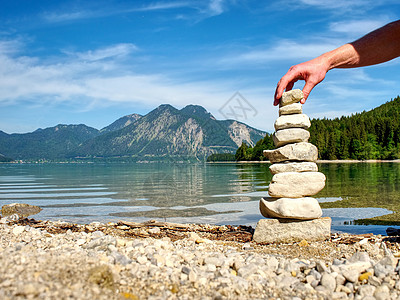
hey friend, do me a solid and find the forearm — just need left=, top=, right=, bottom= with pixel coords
left=274, top=20, right=400, bottom=104
left=323, top=20, right=400, bottom=71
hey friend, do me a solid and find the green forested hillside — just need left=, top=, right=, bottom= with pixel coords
left=310, top=96, right=400, bottom=160
left=235, top=96, right=400, bottom=161
left=235, top=133, right=274, bottom=161
left=0, top=154, right=13, bottom=162
left=206, top=153, right=236, bottom=162
left=0, top=125, right=100, bottom=160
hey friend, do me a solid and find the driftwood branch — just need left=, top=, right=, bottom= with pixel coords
left=118, top=220, right=190, bottom=230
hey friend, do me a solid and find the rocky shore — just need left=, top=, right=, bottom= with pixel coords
left=1, top=218, right=400, bottom=299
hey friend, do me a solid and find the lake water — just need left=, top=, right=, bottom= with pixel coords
left=0, top=162, right=399, bottom=235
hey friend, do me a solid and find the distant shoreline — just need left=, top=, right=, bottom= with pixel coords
left=319, top=159, right=400, bottom=163
left=3, top=159, right=400, bottom=164
left=208, top=159, right=400, bottom=164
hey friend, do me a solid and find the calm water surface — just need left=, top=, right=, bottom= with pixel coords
left=0, top=162, right=399, bottom=235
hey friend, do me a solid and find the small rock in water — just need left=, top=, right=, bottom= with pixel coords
left=2, top=203, right=42, bottom=218
left=386, top=227, right=400, bottom=236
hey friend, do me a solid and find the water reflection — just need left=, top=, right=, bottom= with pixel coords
left=0, top=162, right=399, bottom=234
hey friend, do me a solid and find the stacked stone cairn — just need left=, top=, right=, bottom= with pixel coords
left=253, top=89, right=331, bottom=244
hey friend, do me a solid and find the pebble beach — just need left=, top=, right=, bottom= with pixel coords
left=2, top=218, right=400, bottom=299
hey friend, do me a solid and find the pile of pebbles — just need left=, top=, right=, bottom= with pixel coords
left=262, top=89, right=326, bottom=220
left=2, top=220, right=400, bottom=299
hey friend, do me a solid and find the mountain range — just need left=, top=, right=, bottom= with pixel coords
left=0, top=104, right=266, bottom=161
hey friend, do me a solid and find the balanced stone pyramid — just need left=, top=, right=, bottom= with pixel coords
left=253, top=89, right=331, bottom=243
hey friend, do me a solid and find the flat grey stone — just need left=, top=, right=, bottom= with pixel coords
left=269, top=162, right=318, bottom=174
left=253, top=217, right=331, bottom=243
left=268, top=172, right=326, bottom=198
left=274, top=114, right=311, bottom=131
left=263, top=142, right=318, bottom=163
left=259, top=197, right=322, bottom=220
left=279, top=89, right=304, bottom=106
left=279, top=103, right=302, bottom=115
left=273, top=128, right=310, bottom=147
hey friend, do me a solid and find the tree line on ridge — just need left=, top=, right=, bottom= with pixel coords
left=233, top=96, right=400, bottom=161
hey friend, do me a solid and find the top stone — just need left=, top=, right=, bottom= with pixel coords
left=280, top=89, right=304, bottom=106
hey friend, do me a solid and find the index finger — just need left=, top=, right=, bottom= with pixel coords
left=274, top=77, right=296, bottom=106
left=274, top=69, right=301, bottom=104
left=274, top=78, right=287, bottom=103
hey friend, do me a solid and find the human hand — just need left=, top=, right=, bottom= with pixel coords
left=274, top=57, right=329, bottom=106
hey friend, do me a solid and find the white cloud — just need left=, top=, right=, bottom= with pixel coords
left=308, top=109, right=354, bottom=120
left=42, top=11, right=93, bottom=23
left=135, top=2, right=190, bottom=12
left=1, top=32, right=397, bottom=134
left=327, top=68, right=397, bottom=86
left=0, top=39, right=24, bottom=55
left=0, top=41, right=229, bottom=110
left=42, top=1, right=204, bottom=24
left=41, top=1, right=233, bottom=26
left=208, top=0, right=225, bottom=16
left=329, top=19, right=389, bottom=36
left=323, top=84, right=389, bottom=100
left=0, top=38, right=280, bottom=132
left=69, top=43, right=139, bottom=61
left=219, top=39, right=342, bottom=66
left=299, top=0, right=377, bottom=10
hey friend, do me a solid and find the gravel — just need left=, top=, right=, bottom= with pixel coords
left=1, top=219, right=400, bottom=299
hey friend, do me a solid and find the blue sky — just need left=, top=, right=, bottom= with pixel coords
left=1, top=0, right=400, bottom=134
